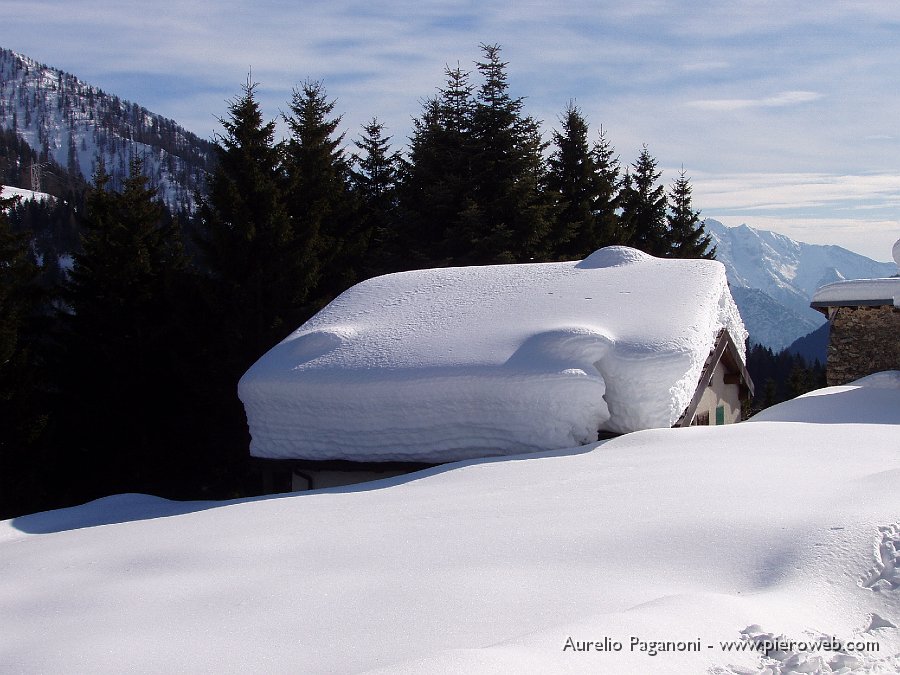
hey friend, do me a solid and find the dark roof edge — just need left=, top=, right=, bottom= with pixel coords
left=251, top=457, right=437, bottom=470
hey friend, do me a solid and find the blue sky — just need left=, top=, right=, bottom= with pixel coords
left=4, top=0, right=900, bottom=261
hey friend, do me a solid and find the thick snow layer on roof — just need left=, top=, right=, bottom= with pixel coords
left=2, top=377, right=900, bottom=674
left=239, top=247, right=747, bottom=462
left=812, top=277, right=900, bottom=307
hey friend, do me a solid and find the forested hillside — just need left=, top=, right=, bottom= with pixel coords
left=1, top=44, right=814, bottom=519
left=0, top=48, right=214, bottom=212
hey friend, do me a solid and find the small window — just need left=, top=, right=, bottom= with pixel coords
left=692, top=411, right=710, bottom=426
left=715, top=405, right=725, bottom=425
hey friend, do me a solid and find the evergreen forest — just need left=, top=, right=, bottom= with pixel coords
left=0, top=45, right=822, bottom=518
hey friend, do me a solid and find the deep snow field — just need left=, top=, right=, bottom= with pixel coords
left=1, top=373, right=899, bottom=674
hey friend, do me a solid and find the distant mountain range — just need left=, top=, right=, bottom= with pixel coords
left=0, top=48, right=214, bottom=211
left=705, top=219, right=896, bottom=352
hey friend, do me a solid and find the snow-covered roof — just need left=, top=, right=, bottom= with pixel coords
left=239, top=247, right=747, bottom=462
left=811, top=277, right=900, bottom=308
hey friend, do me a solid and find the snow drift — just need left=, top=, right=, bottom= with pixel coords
left=239, top=247, right=747, bottom=462
left=2, top=374, right=899, bottom=674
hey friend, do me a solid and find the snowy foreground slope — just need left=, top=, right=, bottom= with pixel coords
left=2, top=375, right=900, bottom=674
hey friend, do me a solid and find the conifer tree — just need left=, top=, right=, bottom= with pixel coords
left=197, top=77, right=298, bottom=361
left=545, top=104, right=624, bottom=258
left=352, top=119, right=400, bottom=208
left=592, top=127, right=626, bottom=248
left=620, top=145, right=668, bottom=255
left=192, top=78, right=317, bottom=498
left=546, top=102, right=597, bottom=258
left=351, top=118, right=402, bottom=276
left=400, top=65, right=478, bottom=267
left=468, top=44, right=551, bottom=263
left=67, top=161, right=179, bottom=319
left=282, top=79, right=356, bottom=302
left=666, top=168, right=715, bottom=259
left=0, top=190, right=46, bottom=517
left=59, top=159, right=189, bottom=497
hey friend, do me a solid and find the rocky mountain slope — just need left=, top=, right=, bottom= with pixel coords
left=0, top=48, right=214, bottom=212
left=705, top=219, right=896, bottom=350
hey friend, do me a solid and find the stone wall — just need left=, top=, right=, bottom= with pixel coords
left=826, top=305, right=900, bottom=386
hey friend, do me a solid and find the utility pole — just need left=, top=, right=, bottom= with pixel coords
left=29, top=162, right=54, bottom=193
left=30, top=162, right=41, bottom=193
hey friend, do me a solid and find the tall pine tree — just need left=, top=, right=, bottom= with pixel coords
left=546, top=101, right=597, bottom=258
left=592, top=127, right=626, bottom=249
left=194, top=78, right=319, bottom=498
left=666, top=168, right=715, bottom=259
left=545, top=104, right=623, bottom=258
left=197, top=77, right=299, bottom=362
left=282, top=79, right=357, bottom=303
left=468, top=44, right=551, bottom=263
left=58, top=159, right=190, bottom=499
left=400, top=64, right=478, bottom=267
left=351, top=117, right=402, bottom=277
left=620, top=145, right=668, bottom=256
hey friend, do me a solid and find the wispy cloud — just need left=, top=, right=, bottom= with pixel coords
left=687, top=91, right=823, bottom=111
left=691, top=171, right=900, bottom=260
left=681, top=61, right=730, bottom=73
left=692, top=172, right=900, bottom=210
left=3, top=0, right=900, bottom=257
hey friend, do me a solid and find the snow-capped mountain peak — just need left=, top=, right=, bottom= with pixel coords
left=705, top=219, right=896, bottom=350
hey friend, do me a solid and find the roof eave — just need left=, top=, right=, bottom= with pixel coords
left=674, top=328, right=754, bottom=428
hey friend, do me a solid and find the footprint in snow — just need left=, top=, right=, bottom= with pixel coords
left=861, top=524, right=900, bottom=593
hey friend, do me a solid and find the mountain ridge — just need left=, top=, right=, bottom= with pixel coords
left=705, top=218, right=896, bottom=350
left=0, top=47, right=214, bottom=211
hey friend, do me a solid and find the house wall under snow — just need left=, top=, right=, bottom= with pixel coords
left=812, top=241, right=900, bottom=387
left=691, top=360, right=743, bottom=425
left=825, top=305, right=900, bottom=386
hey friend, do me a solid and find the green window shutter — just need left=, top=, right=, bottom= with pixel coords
left=715, top=405, right=725, bottom=425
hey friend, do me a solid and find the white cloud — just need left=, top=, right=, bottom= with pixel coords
left=691, top=172, right=900, bottom=210
left=691, top=172, right=900, bottom=260
left=4, top=0, right=900, bottom=256
left=687, top=91, right=823, bottom=111
left=681, top=60, right=730, bottom=72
